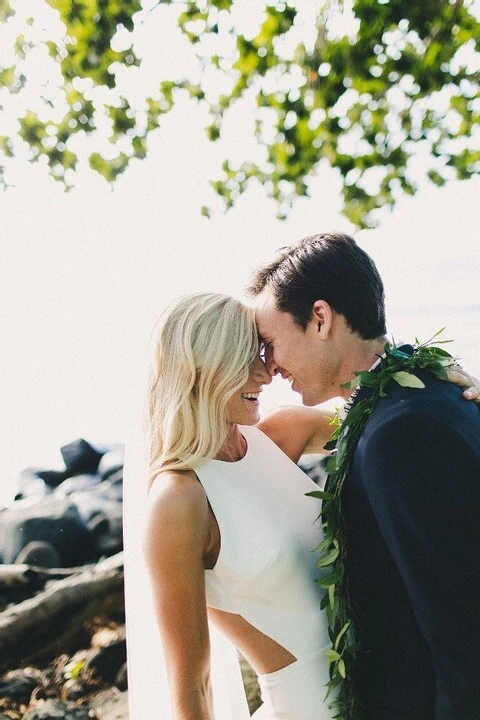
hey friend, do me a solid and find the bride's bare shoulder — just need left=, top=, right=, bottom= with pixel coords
left=149, top=467, right=201, bottom=498
left=144, top=468, right=211, bottom=570
left=146, top=468, right=209, bottom=529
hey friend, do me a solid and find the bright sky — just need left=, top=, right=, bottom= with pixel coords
left=1, top=2, right=479, bottom=506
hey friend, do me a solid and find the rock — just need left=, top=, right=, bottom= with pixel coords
left=35, top=470, right=71, bottom=489
left=14, top=541, right=61, bottom=568
left=97, top=449, right=124, bottom=482
left=62, top=679, right=89, bottom=701
left=22, top=699, right=91, bottom=719
left=85, top=638, right=127, bottom=685
left=61, top=439, right=104, bottom=476
left=15, top=439, right=107, bottom=500
left=299, top=454, right=329, bottom=486
left=68, top=480, right=123, bottom=557
left=0, top=667, right=43, bottom=703
left=90, top=688, right=128, bottom=720
left=0, top=496, right=92, bottom=566
left=54, top=474, right=102, bottom=496
left=2, top=440, right=124, bottom=570
left=15, top=469, right=56, bottom=500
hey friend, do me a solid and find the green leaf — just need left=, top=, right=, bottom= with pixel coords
left=325, top=648, right=342, bottom=662
left=317, top=545, right=340, bottom=568
left=328, top=583, right=335, bottom=609
left=334, top=622, right=350, bottom=651
left=306, top=490, right=334, bottom=501
left=64, top=659, right=85, bottom=680
left=318, top=564, right=344, bottom=588
left=392, top=371, right=425, bottom=389
left=0, top=0, right=14, bottom=22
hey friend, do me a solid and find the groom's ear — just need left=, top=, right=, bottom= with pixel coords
left=312, top=300, right=333, bottom=339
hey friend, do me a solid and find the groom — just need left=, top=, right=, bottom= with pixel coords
left=248, top=232, right=480, bottom=719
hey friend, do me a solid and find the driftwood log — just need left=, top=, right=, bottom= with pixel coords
left=0, top=553, right=124, bottom=672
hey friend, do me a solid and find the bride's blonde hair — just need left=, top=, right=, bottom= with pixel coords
left=147, top=292, right=258, bottom=488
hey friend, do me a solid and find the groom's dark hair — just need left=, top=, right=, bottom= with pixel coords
left=247, top=232, right=386, bottom=339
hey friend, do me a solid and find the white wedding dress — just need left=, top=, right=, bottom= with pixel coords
left=123, top=418, right=333, bottom=719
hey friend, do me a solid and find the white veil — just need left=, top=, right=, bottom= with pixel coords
left=123, top=413, right=250, bottom=719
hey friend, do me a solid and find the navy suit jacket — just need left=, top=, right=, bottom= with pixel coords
left=343, top=354, right=480, bottom=719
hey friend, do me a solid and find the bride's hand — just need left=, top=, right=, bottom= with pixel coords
left=445, top=365, right=480, bottom=404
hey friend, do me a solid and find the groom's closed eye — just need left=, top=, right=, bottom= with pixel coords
left=259, top=340, right=273, bottom=361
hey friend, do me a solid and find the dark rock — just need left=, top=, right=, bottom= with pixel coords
left=68, top=481, right=123, bottom=556
left=1, top=496, right=92, bottom=566
left=88, top=514, right=110, bottom=540
left=2, top=440, right=124, bottom=569
left=61, top=439, right=104, bottom=476
left=97, top=448, right=124, bottom=481
left=62, top=680, right=89, bottom=701
left=35, top=470, right=71, bottom=488
left=14, top=541, right=61, bottom=568
left=22, top=699, right=91, bottom=719
left=0, top=668, right=42, bottom=703
left=85, top=639, right=127, bottom=684
left=299, top=455, right=329, bottom=486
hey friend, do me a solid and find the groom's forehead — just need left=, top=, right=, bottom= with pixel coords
left=252, top=288, right=275, bottom=324
left=252, top=288, right=290, bottom=336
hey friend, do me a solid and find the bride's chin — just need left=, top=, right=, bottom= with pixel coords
left=245, top=407, right=260, bottom=423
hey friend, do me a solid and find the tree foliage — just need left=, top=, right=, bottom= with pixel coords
left=0, top=0, right=479, bottom=226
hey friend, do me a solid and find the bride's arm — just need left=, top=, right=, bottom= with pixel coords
left=257, top=368, right=480, bottom=463
left=257, top=405, right=335, bottom=463
left=143, top=471, right=215, bottom=720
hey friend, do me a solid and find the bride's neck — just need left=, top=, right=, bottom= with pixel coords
left=215, top=424, right=247, bottom=462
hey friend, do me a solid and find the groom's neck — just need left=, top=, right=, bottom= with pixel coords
left=337, top=336, right=388, bottom=400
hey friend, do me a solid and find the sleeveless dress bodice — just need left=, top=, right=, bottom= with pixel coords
left=192, top=425, right=330, bottom=660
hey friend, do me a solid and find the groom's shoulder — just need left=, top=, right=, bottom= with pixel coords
left=351, top=371, right=480, bottom=494
left=363, top=364, right=477, bottom=430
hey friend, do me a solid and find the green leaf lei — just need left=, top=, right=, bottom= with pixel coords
left=308, top=333, right=455, bottom=719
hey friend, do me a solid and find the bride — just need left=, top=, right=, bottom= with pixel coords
left=124, top=292, right=479, bottom=720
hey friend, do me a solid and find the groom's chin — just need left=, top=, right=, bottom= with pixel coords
left=301, top=388, right=330, bottom=407
left=300, top=392, right=317, bottom=407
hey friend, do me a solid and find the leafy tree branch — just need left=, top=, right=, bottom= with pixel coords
left=0, top=0, right=478, bottom=227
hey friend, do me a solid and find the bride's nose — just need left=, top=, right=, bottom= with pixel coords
left=262, top=344, right=281, bottom=378
left=254, top=355, right=272, bottom=385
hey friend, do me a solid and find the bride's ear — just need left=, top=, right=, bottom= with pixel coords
left=312, top=300, right=333, bottom=339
